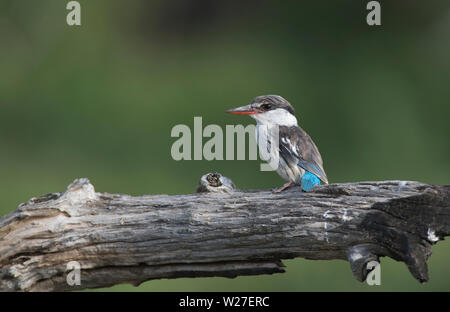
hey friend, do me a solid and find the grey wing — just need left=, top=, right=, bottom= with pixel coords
left=279, top=126, right=328, bottom=184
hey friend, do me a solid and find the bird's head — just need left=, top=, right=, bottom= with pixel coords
left=226, top=95, right=297, bottom=126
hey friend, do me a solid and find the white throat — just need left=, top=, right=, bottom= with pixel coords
left=251, top=108, right=298, bottom=127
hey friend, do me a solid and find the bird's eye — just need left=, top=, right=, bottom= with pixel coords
left=261, top=103, right=272, bottom=110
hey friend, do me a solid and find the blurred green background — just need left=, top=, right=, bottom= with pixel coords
left=0, top=0, right=449, bottom=291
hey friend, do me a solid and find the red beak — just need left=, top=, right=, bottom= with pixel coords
left=226, top=104, right=260, bottom=115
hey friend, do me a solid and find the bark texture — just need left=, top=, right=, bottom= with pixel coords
left=0, top=174, right=449, bottom=291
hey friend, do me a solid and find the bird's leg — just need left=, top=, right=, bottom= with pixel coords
left=272, top=181, right=295, bottom=193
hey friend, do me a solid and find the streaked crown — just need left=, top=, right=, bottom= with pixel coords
left=250, top=95, right=295, bottom=115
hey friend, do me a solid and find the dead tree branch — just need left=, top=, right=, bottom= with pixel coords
left=0, top=174, right=449, bottom=291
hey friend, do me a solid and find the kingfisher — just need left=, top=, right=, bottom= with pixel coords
left=226, top=95, right=328, bottom=193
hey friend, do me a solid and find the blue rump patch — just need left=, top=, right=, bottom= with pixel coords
left=301, top=171, right=321, bottom=191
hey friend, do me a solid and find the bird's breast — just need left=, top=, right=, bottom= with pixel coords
left=256, top=123, right=303, bottom=183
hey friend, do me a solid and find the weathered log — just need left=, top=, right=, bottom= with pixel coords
left=0, top=174, right=448, bottom=291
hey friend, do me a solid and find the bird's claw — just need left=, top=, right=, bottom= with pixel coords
left=272, top=182, right=295, bottom=193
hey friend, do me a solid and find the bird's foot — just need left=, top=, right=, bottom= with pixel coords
left=272, top=182, right=295, bottom=193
